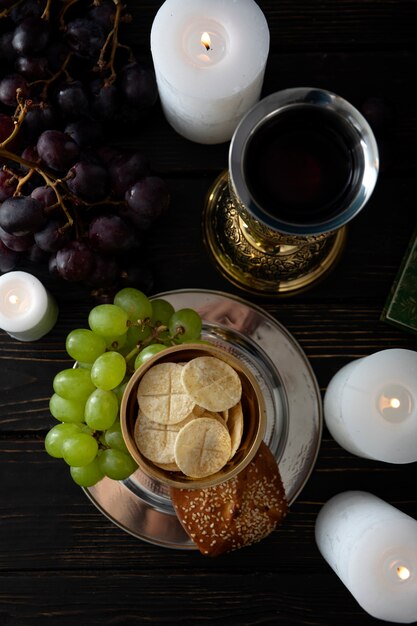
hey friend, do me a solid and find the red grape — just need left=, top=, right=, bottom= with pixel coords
left=0, top=170, right=17, bottom=200
left=0, top=239, right=20, bottom=272
left=121, top=63, right=158, bottom=109
left=108, top=151, right=149, bottom=198
left=34, top=219, right=71, bottom=253
left=56, top=240, right=95, bottom=282
left=37, top=129, right=80, bottom=172
left=30, top=185, right=58, bottom=209
left=15, top=55, right=49, bottom=80
left=0, top=196, right=46, bottom=235
left=0, top=226, right=34, bottom=252
left=88, top=215, right=139, bottom=254
left=56, top=81, right=90, bottom=120
left=66, top=161, right=109, bottom=201
left=65, top=118, right=104, bottom=149
left=65, top=18, right=105, bottom=60
left=0, top=73, right=29, bottom=107
left=123, top=177, right=170, bottom=230
left=12, top=16, right=50, bottom=55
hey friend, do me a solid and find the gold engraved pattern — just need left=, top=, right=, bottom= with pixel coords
left=203, top=171, right=346, bottom=295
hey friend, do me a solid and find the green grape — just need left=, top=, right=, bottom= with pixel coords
left=78, top=362, right=93, bottom=370
left=134, top=344, right=166, bottom=370
left=85, top=389, right=119, bottom=430
left=70, top=459, right=104, bottom=487
left=114, top=287, right=152, bottom=323
left=53, top=368, right=96, bottom=402
left=62, top=432, right=99, bottom=466
left=65, top=328, right=106, bottom=363
left=119, top=325, right=151, bottom=356
left=88, top=304, right=128, bottom=338
left=45, top=423, right=82, bottom=458
left=104, top=420, right=129, bottom=453
left=98, top=448, right=138, bottom=480
left=113, top=380, right=128, bottom=404
left=49, top=393, right=85, bottom=423
left=91, top=351, right=127, bottom=390
left=105, top=333, right=127, bottom=351
left=168, top=308, right=202, bottom=343
left=150, top=298, right=175, bottom=326
left=149, top=299, right=172, bottom=343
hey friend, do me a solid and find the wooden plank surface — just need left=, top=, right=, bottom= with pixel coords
left=1, top=1, right=417, bottom=625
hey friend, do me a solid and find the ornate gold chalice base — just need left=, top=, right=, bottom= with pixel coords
left=203, top=170, right=347, bottom=296
left=202, top=88, right=379, bottom=297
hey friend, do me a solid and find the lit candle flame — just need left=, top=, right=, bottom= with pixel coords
left=8, top=294, right=19, bottom=305
left=378, top=392, right=406, bottom=416
left=201, top=32, right=211, bottom=51
left=397, top=566, right=411, bottom=581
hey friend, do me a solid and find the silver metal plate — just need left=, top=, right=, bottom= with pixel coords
left=84, top=289, right=322, bottom=550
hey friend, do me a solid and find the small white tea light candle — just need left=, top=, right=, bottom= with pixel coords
left=0, top=271, right=58, bottom=341
left=150, top=0, right=270, bottom=144
left=323, top=349, right=417, bottom=463
left=315, top=491, right=417, bottom=623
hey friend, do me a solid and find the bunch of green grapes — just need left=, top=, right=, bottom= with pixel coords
left=45, top=288, right=202, bottom=487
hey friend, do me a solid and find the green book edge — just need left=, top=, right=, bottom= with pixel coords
left=381, top=225, right=417, bottom=335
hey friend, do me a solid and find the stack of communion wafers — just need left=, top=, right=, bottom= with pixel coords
left=134, top=356, right=244, bottom=479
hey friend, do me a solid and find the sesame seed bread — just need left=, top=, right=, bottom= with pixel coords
left=170, top=442, right=288, bottom=556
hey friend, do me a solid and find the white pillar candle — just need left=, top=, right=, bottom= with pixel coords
left=323, top=349, right=417, bottom=463
left=315, top=491, right=417, bottom=623
left=0, top=271, right=58, bottom=341
left=150, top=0, right=270, bottom=144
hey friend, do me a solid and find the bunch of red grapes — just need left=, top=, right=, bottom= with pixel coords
left=0, top=0, right=169, bottom=297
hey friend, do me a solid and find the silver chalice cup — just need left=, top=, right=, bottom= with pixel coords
left=203, top=87, right=379, bottom=295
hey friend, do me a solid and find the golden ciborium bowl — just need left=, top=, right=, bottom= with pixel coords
left=203, top=87, right=379, bottom=296
left=120, top=343, right=267, bottom=489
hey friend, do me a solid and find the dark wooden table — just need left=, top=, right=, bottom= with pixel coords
left=1, top=2, right=417, bottom=624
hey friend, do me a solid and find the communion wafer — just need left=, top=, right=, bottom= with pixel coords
left=181, top=356, right=242, bottom=412
left=134, top=411, right=178, bottom=464
left=227, top=401, right=244, bottom=459
left=152, top=460, right=180, bottom=472
left=221, top=409, right=229, bottom=423
left=134, top=406, right=227, bottom=469
left=137, top=362, right=195, bottom=425
left=198, top=409, right=228, bottom=427
left=134, top=407, right=203, bottom=464
left=174, top=417, right=232, bottom=478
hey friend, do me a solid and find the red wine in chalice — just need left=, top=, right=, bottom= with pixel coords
left=244, top=106, right=362, bottom=226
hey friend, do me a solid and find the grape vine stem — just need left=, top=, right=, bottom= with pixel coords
left=98, top=0, right=127, bottom=86
left=1, top=92, right=30, bottom=150
left=123, top=324, right=184, bottom=368
left=30, top=53, right=73, bottom=101
left=0, top=0, right=24, bottom=19
left=0, top=145, right=75, bottom=226
left=41, top=0, right=53, bottom=20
